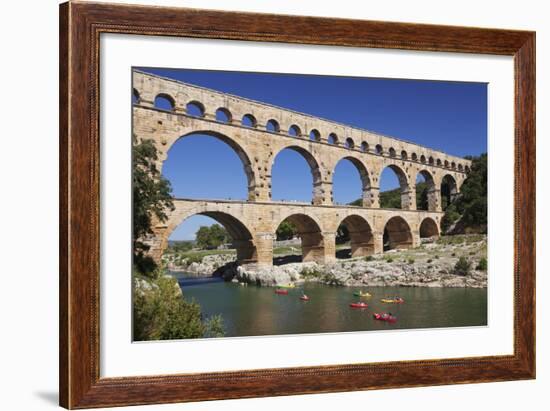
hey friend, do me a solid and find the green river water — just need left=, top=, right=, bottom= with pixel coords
left=171, top=273, right=487, bottom=338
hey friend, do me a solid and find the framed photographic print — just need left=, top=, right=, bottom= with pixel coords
left=59, top=1, right=535, bottom=409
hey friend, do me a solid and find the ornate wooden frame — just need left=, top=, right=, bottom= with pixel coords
left=59, top=1, right=536, bottom=408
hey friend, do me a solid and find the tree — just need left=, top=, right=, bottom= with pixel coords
left=276, top=220, right=297, bottom=240
left=195, top=224, right=229, bottom=249
left=133, top=273, right=224, bottom=341
left=133, top=137, right=174, bottom=272
left=442, top=153, right=487, bottom=233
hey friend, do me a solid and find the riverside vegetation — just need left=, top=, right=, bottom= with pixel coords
left=132, top=138, right=225, bottom=341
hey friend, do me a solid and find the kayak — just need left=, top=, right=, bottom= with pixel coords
left=380, top=298, right=404, bottom=304
left=349, top=302, right=369, bottom=309
left=373, top=313, right=397, bottom=323
left=353, top=291, right=372, bottom=297
left=299, top=295, right=310, bottom=301
left=275, top=289, right=288, bottom=295
left=278, top=283, right=296, bottom=289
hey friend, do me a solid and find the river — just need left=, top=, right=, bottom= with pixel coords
left=170, top=273, right=487, bottom=338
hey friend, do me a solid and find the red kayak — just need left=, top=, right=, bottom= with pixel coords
left=373, top=313, right=397, bottom=323
left=349, top=302, right=369, bottom=309
left=275, top=289, right=288, bottom=295
left=300, top=295, right=310, bottom=301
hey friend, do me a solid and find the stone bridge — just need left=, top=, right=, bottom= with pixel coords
left=147, top=198, right=443, bottom=266
left=132, top=70, right=471, bottom=267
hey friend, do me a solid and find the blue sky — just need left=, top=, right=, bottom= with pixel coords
left=136, top=67, right=487, bottom=241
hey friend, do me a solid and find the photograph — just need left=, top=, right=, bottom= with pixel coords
left=131, top=68, right=488, bottom=341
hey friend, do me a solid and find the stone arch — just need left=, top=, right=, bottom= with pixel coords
left=333, top=156, right=373, bottom=207
left=154, top=93, right=176, bottom=111
left=411, top=152, right=418, bottom=161
left=428, top=156, right=435, bottom=165
left=274, top=213, right=325, bottom=263
left=242, top=113, right=257, bottom=128
left=436, top=158, right=442, bottom=166
left=328, top=133, right=339, bottom=145
left=375, top=144, right=383, bottom=155
left=441, top=174, right=458, bottom=209
left=167, top=130, right=257, bottom=201
left=309, top=129, right=321, bottom=141
left=166, top=210, right=257, bottom=264
left=336, top=214, right=374, bottom=258
left=266, top=119, right=280, bottom=133
left=458, top=164, right=464, bottom=171
left=132, top=88, right=140, bottom=104
left=379, top=164, right=412, bottom=209
left=271, top=145, right=323, bottom=204
left=345, top=137, right=355, bottom=149
left=215, top=107, right=232, bottom=123
left=416, top=169, right=438, bottom=211
left=401, top=150, right=408, bottom=160
left=419, top=217, right=440, bottom=239
left=420, top=154, right=427, bottom=164
left=383, top=216, right=413, bottom=251
left=186, top=100, right=205, bottom=117
left=288, top=124, right=301, bottom=137
left=389, top=147, right=396, bottom=157
left=361, top=141, right=369, bottom=152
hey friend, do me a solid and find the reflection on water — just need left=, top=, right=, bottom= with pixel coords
left=171, top=273, right=487, bottom=338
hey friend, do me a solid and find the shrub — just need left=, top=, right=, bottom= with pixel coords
left=407, top=258, right=415, bottom=264
left=385, top=257, right=394, bottom=263
left=301, top=267, right=321, bottom=278
left=476, top=257, right=488, bottom=271
left=454, top=257, right=472, bottom=276
left=451, top=252, right=456, bottom=257
left=133, top=274, right=224, bottom=341
left=365, top=255, right=375, bottom=262
left=434, top=255, right=440, bottom=260
left=427, top=259, right=433, bottom=263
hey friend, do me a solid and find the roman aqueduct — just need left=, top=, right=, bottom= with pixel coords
left=133, top=71, right=471, bottom=267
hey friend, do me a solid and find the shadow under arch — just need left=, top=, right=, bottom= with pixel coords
left=383, top=216, right=413, bottom=251
left=419, top=217, right=440, bottom=239
left=379, top=164, right=411, bottom=209
left=332, top=156, right=373, bottom=207
left=416, top=169, right=438, bottom=211
left=166, top=130, right=257, bottom=201
left=167, top=210, right=257, bottom=264
left=336, top=214, right=374, bottom=259
left=271, top=145, right=323, bottom=204
left=441, top=173, right=458, bottom=210
left=273, top=213, right=324, bottom=265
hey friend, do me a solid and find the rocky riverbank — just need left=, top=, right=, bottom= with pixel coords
left=166, top=235, right=488, bottom=288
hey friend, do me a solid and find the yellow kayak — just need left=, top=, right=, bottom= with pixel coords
left=381, top=298, right=404, bottom=304
left=353, top=291, right=372, bottom=297
left=278, top=283, right=296, bottom=289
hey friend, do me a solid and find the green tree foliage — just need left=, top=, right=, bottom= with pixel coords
left=476, top=257, right=488, bottom=271
left=442, top=154, right=487, bottom=232
left=133, top=272, right=225, bottom=341
left=276, top=220, right=297, bottom=240
left=195, top=224, right=229, bottom=249
left=167, top=240, right=194, bottom=253
left=349, top=182, right=428, bottom=209
left=133, top=137, right=174, bottom=271
left=454, top=256, right=472, bottom=276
